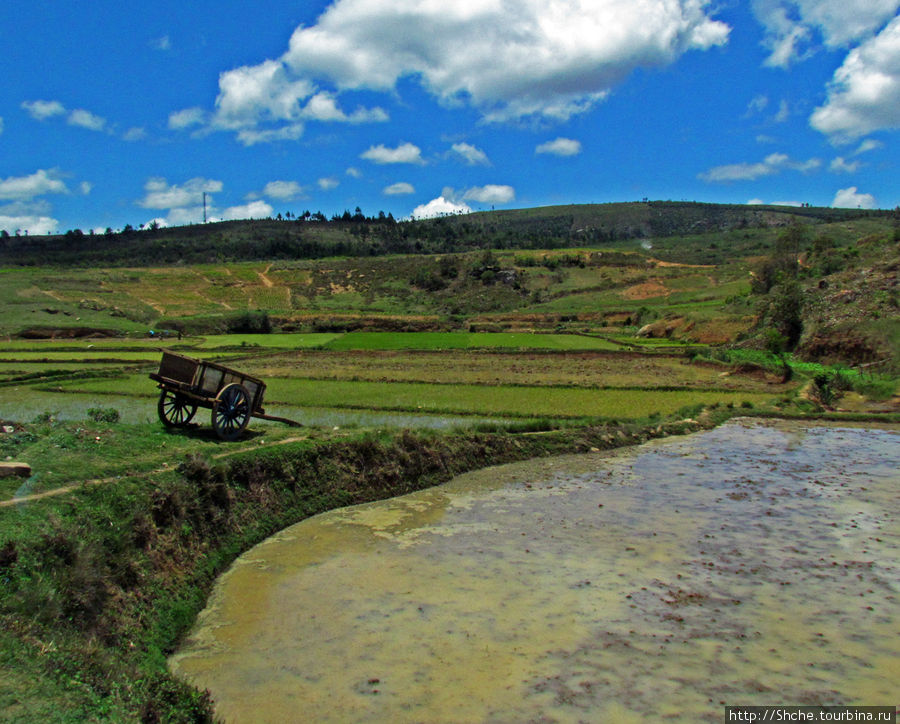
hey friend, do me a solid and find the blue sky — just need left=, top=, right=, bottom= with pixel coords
left=2, top=0, right=898, bottom=235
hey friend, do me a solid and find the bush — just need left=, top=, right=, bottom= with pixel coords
left=87, top=407, right=120, bottom=423
left=852, top=376, right=898, bottom=401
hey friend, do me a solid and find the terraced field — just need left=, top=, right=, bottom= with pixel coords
left=1, top=333, right=786, bottom=432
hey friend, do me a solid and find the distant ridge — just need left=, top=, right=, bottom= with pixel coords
left=1, top=201, right=889, bottom=267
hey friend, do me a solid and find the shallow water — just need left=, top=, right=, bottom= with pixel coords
left=0, top=388, right=499, bottom=429
left=170, top=420, right=899, bottom=722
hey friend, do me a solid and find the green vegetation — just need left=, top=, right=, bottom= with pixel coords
left=0, top=200, right=897, bottom=721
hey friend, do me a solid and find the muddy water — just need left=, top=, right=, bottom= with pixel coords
left=170, top=420, right=899, bottom=722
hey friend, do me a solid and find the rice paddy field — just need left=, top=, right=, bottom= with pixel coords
left=0, top=331, right=785, bottom=440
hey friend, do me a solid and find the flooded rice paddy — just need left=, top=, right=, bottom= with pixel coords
left=170, top=420, right=899, bottom=722
left=0, top=387, right=500, bottom=430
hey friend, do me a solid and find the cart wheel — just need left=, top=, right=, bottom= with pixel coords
left=158, top=389, right=197, bottom=427
left=212, top=383, right=251, bottom=441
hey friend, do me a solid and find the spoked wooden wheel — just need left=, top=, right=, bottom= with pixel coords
left=158, top=389, right=198, bottom=427
left=212, top=383, right=251, bottom=441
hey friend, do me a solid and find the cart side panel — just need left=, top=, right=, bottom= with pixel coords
left=242, top=379, right=266, bottom=413
left=157, top=352, right=200, bottom=387
left=198, top=365, right=225, bottom=396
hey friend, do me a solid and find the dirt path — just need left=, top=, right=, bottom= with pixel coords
left=257, top=264, right=274, bottom=288
left=0, top=435, right=309, bottom=507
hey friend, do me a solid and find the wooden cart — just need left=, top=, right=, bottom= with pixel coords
left=149, top=351, right=297, bottom=440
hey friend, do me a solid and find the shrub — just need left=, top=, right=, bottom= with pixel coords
left=87, top=407, right=121, bottom=423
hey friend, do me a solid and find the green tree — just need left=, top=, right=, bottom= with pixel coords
left=769, top=277, right=803, bottom=351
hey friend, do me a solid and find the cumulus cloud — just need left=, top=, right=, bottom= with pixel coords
left=748, top=197, right=803, bottom=206
left=236, top=124, right=305, bottom=146
left=214, top=59, right=315, bottom=129
left=450, top=142, right=490, bottom=166
left=360, top=142, right=425, bottom=165
left=461, top=184, right=516, bottom=204
left=223, top=200, right=274, bottom=220
left=318, top=177, right=340, bottom=190
left=810, top=15, right=900, bottom=141
left=699, top=152, right=821, bottom=182
left=122, top=127, right=147, bottom=142
left=261, top=180, right=306, bottom=200
left=212, top=0, right=728, bottom=129
left=0, top=212, right=58, bottom=235
left=536, top=137, right=582, bottom=156
left=752, top=0, right=900, bottom=67
left=67, top=109, right=107, bottom=132
left=832, top=186, right=877, bottom=208
left=169, top=107, right=207, bottom=130
left=301, top=92, right=388, bottom=123
left=384, top=182, right=415, bottom=195
left=21, top=100, right=66, bottom=120
left=411, top=196, right=471, bottom=219
left=0, top=169, right=69, bottom=201
left=138, top=177, right=223, bottom=209
left=345, top=167, right=363, bottom=179
left=436, top=184, right=516, bottom=207
left=829, top=156, right=861, bottom=173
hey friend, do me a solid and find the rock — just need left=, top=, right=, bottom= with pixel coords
left=0, top=462, right=31, bottom=479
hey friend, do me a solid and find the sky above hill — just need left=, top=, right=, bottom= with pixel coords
left=2, top=0, right=899, bottom=235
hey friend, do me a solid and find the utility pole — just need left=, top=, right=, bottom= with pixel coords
left=203, top=192, right=207, bottom=224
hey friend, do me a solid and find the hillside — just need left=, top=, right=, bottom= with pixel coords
left=0, top=201, right=890, bottom=267
left=1, top=202, right=897, bottom=366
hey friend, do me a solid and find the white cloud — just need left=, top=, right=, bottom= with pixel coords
left=79, top=181, right=93, bottom=195
left=151, top=35, right=171, bottom=51
left=854, top=139, right=883, bottom=154
left=138, top=177, right=223, bottom=209
left=301, top=92, right=388, bottom=123
left=360, top=142, right=425, bottom=165
left=774, top=99, right=790, bottom=122
left=214, top=59, right=315, bottom=129
left=536, top=137, right=582, bottom=156
left=450, top=142, right=490, bottom=166
left=810, top=15, right=900, bottom=141
left=169, top=107, right=207, bottom=130
left=461, top=184, right=515, bottom=204
left=236, top=123, right=305, bottom=146
left=384, top=182, right=415, bottom=195
left=0, top=213, right=58, bottom=235
left=21, top=100, right=66, bottom=120
left=832, top=186, right=877, bottom=208
left=748, top=198, right=803, bottom=206
left=411, top=196, right=471, bottom=219
left=164, top=206, right=209, bottom=226
left=752, top=0, right=900, bottom=67
left=318, top=177, right=340, bottom=190
left=0, top=169, right=69, bottom=201
left=262, top=180, right=306, bottom=200
left=345, top=167, right=363, bottom=178
left=223, top=200, right=274, bottom=220
left=829, top=156, right=861, bottom=173
left=122, top=126, right=147, bottom=141
left=699, top=152, right=821, bottom=182
left=213, top=0, right=728, bottom=126
left=67, top=109, right=107, bottom=132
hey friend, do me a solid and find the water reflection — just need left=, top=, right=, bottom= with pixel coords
left=171, top=420, right=900, bottom=723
